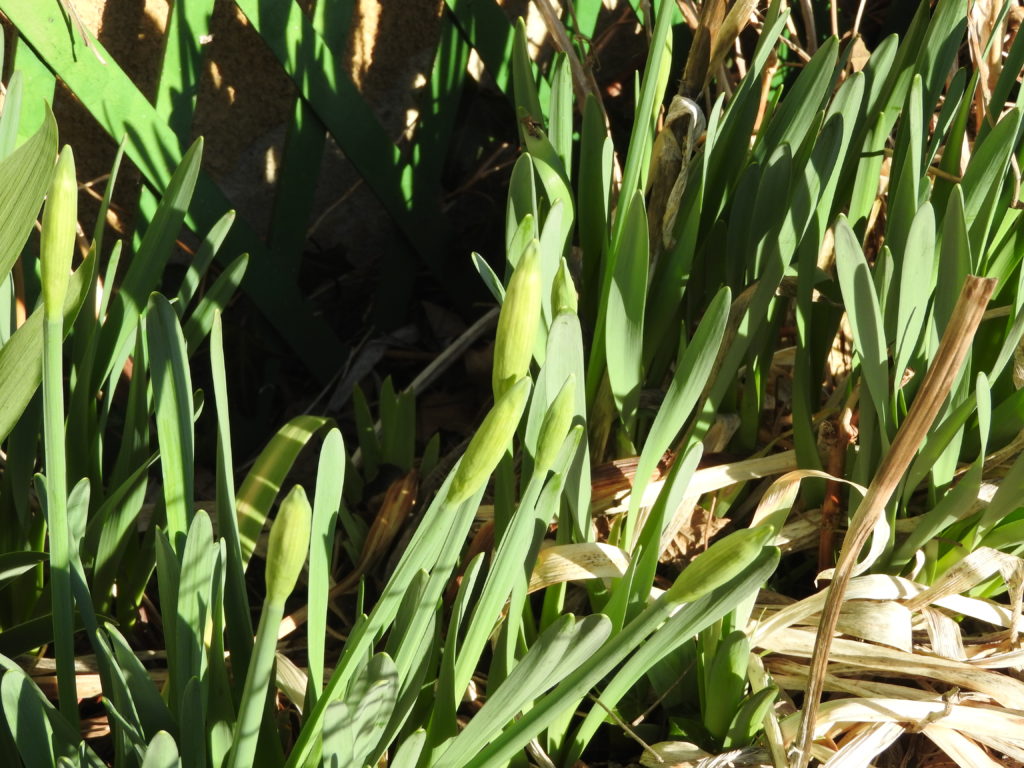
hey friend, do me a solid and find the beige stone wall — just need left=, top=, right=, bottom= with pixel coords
left=47, top=0, right=445, bottom=257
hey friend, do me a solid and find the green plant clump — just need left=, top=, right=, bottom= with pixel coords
left=1, top=0, right=1024, bottom=766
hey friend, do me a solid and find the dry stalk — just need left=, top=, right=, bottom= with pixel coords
left=793, top=276, right=997, bottom=768
left=852, top=0, right=868, bottom=37
left=753, top=47, right=779, bottom=134
left=796, top=0, right=817, bottom=55
left=678, top=0, right=729, bottom=99
left=816, top=414, right=854, bottom=572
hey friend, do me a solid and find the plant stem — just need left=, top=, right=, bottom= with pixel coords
left=228, top=599, right=284, bottom=768
left=43, top=313, right=78, bottom=728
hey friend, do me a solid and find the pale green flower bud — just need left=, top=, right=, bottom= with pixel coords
left=533, top=374, right=575, bottom=476
left=450, top=377, right=532, bottom=505
left=552, top=257, right=578, bottom=316
left=666, top=526, right=772, bottom=604
left=493, top=242, right=541, bottom=399
left=41, top=146, right=77, bottom=320
left=265, top=485, right=312, bottom=605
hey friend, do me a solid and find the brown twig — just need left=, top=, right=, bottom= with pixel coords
left=13, top=257, right=27, bottom=329
left=852, top=0, right=868, bottom=38
left=793, top=276, right=997, bottom=768
left=752, top=48, right=779, bottom=135
left=817, top=384, right=859, bottom=572
left=797, top=0, right=818, bottom=54
left=816, top=420, right=844, bottom=572
left=443, top=144, right=517, bottom=204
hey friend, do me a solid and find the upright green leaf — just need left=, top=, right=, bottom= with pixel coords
left=307, top=429, right=345, bottom=706
left=547, top=53, right=573, bottom=173
left=893, top=202, right=936, bottom=384
left=443, top=548, right=780, bottom=768
left=39, top=145, right=79, bottom=728
left=209, top=312, right=253, bottom=686
left=578, top=94, right=611, bottom=328
left=0, top=105, right=56, bottom=277
left=182, top=252, right=249, bottom=354
left=175, top=209, right=236, bottom=313
left=835, top=216, right=890, bottom=439
left=436, top=614, right=610, bottom=765
left=236, top=415, right=332, bottom=569
left=755, top=37, right=838, bottom=161
left=0, top=70, right=24, bottom=159
left=322, top=654, right=398, bottom=767
left=623, top=286, right=730, bottom=550
left=141, top=731, right=182, bottom=768
left=605, top=190, right=648, bottom=434
left=935, top=186, right=971, bottom=334
left=511, top=17, right=545, bottom=138
left=506, top=155, right=538, bottom=258
left=96, top=139, right=203, bottom=391
left=173, top=513, right=215, bottom=745
left=145, top=294, right=196, bottom=553
left=960, top=108, right=1021, bottom=263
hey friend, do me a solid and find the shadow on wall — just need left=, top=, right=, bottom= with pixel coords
left=297, top=0, right=446, bottom=275
left=49, top=0, right=166, bottom=237
left=31, top=0, right=548, bottom=343
left=46, top=0, right=446, bottom=282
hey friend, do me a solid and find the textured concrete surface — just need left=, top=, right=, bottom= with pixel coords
left=45, top=0, right=446, bottom=261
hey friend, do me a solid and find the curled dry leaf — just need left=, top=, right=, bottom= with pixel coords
left=335, top=468, right=418, bottom=594
left=640, top=740, right=712, bottom=766
left=820, top=721, right=903, bottom=768
left=605, top=449, right=798, bottom=518
left=924, top=725, right=1007, bottom=768
left=768, top=628, right=1024, bottom=709
left=527, top=542, right=629, bottom=593
left=780, top=698, right=1024, bottom=746
left=640, top=741, right=771, bottom=768
left=754, top=549, right=1024, bottom=765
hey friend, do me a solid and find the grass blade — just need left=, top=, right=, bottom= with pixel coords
left=0, top=104, right=55, bottom=277
left=236, top=415, right=332, bottom=569
left=834, top=215, right=890, bottom=441
left=145, top=294, right=196, bottom=554
left=604, top=190, right=648, bottom=437
left=307, top=429, right=345, bottom=707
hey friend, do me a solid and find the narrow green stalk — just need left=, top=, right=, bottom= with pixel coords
left=228, top=600, right=285, bottom=768
left=42, top=315, right=76, bottom=725
left=40, top=145, right=79, bottom=728
left=229, top=485, right=311, bottom=768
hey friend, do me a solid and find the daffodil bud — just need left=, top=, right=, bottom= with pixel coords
left=533, top=374, right=575, bottom=476
left=265, top=485, right=312, bottom=605
left=493, top=242, right=541, bottom=399
left=704, top=630, right=750, bottom=740
left=41, top=146, right=77, bottom=320
left=552, top=258, right=578, bottom=316
left=666, top=526, right=772, bottom=604
left=450, top=377, right=532, bottom=505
